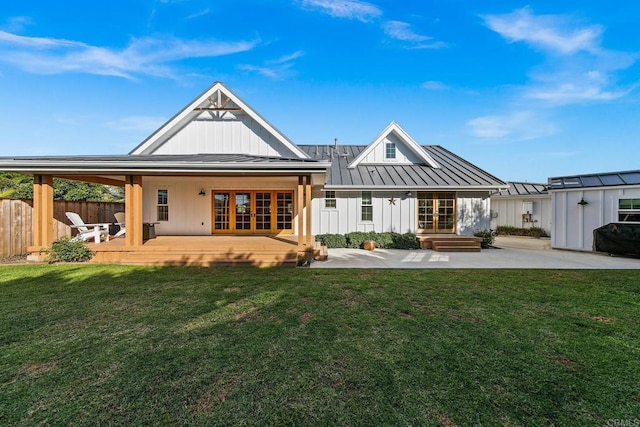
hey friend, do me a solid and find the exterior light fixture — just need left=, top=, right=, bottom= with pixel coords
left=577, top=197, right=588, bottom=206
left=405, top=191, right=413, bottom=198
left=198, top=188, right=206, bottom=197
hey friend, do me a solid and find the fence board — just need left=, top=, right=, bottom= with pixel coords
left=0, top=199, right=124, bottom=258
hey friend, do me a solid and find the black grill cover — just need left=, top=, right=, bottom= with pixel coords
left=593, top=223, right=640, bottom=255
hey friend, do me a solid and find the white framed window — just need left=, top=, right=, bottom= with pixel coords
left=361, top=191, right=373, bottom=221
left=157, top=189, right=169, bottom=221
left=618, top=198, right=640, bottom=222
left=324, top=190, right=336, bottom=209
left=385, top=142, right=396, bottom=159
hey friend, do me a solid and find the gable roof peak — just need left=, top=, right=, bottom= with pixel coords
left=129, top=81, right=308, bottom=159
left=347, top=121, right=440, bottom=168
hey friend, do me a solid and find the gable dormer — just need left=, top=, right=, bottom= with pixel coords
left=348, top=122, right=439, bottom=168
left=130, top=82, right=308, bottom=159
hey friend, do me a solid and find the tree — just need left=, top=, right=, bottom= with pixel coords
left=0, top=173, right=124, bottom=202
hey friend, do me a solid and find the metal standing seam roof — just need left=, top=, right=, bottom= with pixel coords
left=0, top=153, right=330, bottom=173
left=548, top=170, right=640, bottom=190
left=299, top=145, right=506, bottom=189
left=494, top=182, right=548, bottom=197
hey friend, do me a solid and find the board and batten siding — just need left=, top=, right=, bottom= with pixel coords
left=152, top=114, right=294, bottom=157
left=490, top=196, right=552, bottom=233
left=142, top=176, right=298, bottom=235
left=312, top=190, right=491, bottom=236
left=358, top=133, right=422, bottom=164
left=551, top=186, right=640, bottom=251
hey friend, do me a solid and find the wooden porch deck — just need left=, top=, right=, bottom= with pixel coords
left=88, top=235, right=309, bottom=267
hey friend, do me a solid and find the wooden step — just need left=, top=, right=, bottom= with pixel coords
left=91, top=250, right=297, bottom=266
left=432, top=245, right=481, bottom=253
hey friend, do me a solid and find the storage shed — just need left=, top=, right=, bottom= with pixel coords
left=548, top=170, right=640, bottom=251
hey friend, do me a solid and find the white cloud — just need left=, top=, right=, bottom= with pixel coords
left=238, top=51, right=304, bottom=80
left=421, top=80, right=448, bottom=91
left=481, top=7, right=638, bottom=106
left=482, top=7, right=602, bottom=55
left=467, top=111, right=556, bottom=141
left=298, top=0, right=382, bottom=22
left=186, top=8, right=211, bottom=20
left=383, top=21, right=445, bottom=49
left=0, top=30, right=259, bottom=79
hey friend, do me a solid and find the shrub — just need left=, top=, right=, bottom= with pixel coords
left=370, top=232, right=394, bottom=249
left=345, top=232, right=375, bottom=249
left=392, top=233, right=420, bottom=249
left=47, top=237, right=94, bottom=263
left=474, top=229, right=495, bottom=249
left=495, top=225, right=549, bottom=238
left=315, top=234, right=347, bottom=248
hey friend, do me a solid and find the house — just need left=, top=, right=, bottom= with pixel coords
left=548, top=170, right=640, bottom=251
left=490, top=182, right=551, bottom=233
left=0, top=82, right=506, bottom=265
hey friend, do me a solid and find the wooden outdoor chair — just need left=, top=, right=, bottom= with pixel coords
left=65, top=212, right=110, bottom=244
left=113, top=211, right=126, bottom=238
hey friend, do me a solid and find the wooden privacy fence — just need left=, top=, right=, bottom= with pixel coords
left=0, top=199, right=125, bottom=258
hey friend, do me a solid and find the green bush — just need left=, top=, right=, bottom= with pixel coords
left=495, top=225, right=549, bottom=238
left=315, top=234, right=347, bottom=248
left=391, top=233, right=420, bottom=249
left=345, top=232, right=375, bottom=249
left=474, top=229, right=495, bottom=249
left=47, top=237, right=94, bottom=263
left=317, top=232, right=420, bottom=249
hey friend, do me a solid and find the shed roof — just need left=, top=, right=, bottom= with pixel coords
left=300, top=145, right=506, bottom=190
left=548, top=170, right=640, bottom=190
left=494, top=182, right=548, bottom=197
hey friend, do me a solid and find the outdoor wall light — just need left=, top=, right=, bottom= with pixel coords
left=577, top=197, right=588, bottom=206
left=405, top=191, right=413, bottom=198
left=198, top=188, right=206, bottom=196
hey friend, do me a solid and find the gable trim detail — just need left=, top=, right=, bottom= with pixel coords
left=347, top=122, right=440, bottom=169
left=129, top=82, right=309, bottom=159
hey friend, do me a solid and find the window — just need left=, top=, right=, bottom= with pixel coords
left=385, top=142, right=396, bottom=159
left=618, top=198, right=640, bottom=222
left=157, top=189, right=169, bottom=221
left=361, top=191, right=373, bottom=221
left=324, top=190, right=336, bottom=208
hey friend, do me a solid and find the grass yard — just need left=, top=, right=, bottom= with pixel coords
left=1, top=265, right=639, bottom=426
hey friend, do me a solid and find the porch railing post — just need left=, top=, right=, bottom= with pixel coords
left=125, top=175, right=143, bottom=247
left=32, top=174, right=54, bottom=248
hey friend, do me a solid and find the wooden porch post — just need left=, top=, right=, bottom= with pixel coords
left=32, top=174, right=54, bottom=248
left=305, top=175, right=312, bottom=247
left=125, top=175, right=143, bottom=247
left=297, top=176, right=304, bottom=250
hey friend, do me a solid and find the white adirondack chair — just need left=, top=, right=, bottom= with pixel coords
left=113, top=211, right=126, bottom=238
left=65, top=212, right=110, bottom=244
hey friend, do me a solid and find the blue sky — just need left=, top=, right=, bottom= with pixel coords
left=1, top=1, right=639, bottom=183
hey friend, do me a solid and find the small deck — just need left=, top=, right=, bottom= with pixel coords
left=417, top=235, right=483, bottom=252
left=87, top=235, right=311, bottom=267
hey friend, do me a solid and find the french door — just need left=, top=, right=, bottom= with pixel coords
left=417, top=192, right=456, bottom=233
left=212, top=191, right=294, bottom=234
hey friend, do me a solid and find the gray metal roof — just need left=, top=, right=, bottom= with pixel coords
left=494, top=182, right=548, bottom=197
left=548, top=170, right=640, bottom=190
left=300, top=145, right=506, bottom=189
left=0, top=153, right=330, bottom=174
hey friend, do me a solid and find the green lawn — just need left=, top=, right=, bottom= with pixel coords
left=1, top=265, right=639, bottom=426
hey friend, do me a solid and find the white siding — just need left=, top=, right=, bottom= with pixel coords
left=359, top=133, right=422, bottom=164
left=312, top=190, right=414, bottom=235
left=490, top=196, right=552, bottom=234
left=153, top=113, right=294, bottom=157
left=312, top=190, right=492, bottom=236
left=551, top=186, right=640, bottom=251
left=456, top=192, right=491, bottom=235
left=142, top=176, right=298, bottom=235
